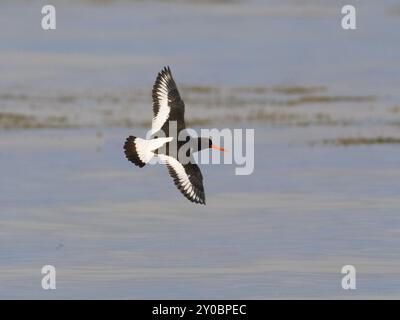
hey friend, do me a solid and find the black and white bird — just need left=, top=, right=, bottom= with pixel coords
left=123, top=66, right=225, bottom=205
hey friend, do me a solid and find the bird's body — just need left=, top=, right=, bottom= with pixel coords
left=124, top=66, right=224, bottom=205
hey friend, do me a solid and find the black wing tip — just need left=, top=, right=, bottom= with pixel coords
left=159, top=66, right=172, bottom=78
left=153, top=66, right=173, bottom=91
left=166, top=165, right=206, bottom=205
left=182, top=191, right=206, bottom=205
left=185, top=191, right=206, bottom=205
left=123, top=136, right=146, bottom=168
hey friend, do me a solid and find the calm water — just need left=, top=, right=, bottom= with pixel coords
left=0, top=0, right=400, bottom=299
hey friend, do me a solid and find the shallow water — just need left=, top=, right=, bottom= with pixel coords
left=1, top=126, right=400, bottom=299
left=1, top=0, right=400, bottom=299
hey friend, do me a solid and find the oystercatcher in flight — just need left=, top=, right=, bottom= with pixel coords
left=123, top=66, right=225, bottom=205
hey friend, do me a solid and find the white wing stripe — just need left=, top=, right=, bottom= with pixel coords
left=158, top=154, right=203, bottom=203
left=133, top=137, right=173, bottom=164
left=151, top=73, right=171, bottom=135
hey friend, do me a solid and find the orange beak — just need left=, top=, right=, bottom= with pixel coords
left=212, top=145, right=225, bottom=152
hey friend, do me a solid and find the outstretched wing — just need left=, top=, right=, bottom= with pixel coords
left=151, top=66, right=186, bottom=135
left=158, top=154, right=206, bottom=205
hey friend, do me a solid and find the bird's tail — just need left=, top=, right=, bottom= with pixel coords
left=124, top=136, right=153, bottom=168
left=124, top=136, right=173, bottom=168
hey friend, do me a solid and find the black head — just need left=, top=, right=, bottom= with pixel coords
left=196, top=137, right=212, bottom=151
left=196, top=137, right=224, bottom=152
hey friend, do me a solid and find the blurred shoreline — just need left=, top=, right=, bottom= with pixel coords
left=1, top=0, right=399, bottom=142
